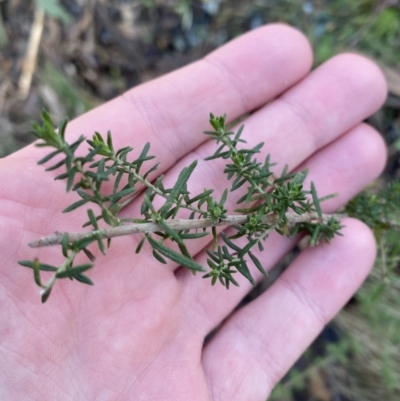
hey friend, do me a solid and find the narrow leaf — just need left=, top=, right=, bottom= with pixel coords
left=159, top=160, right=198, bottom=216
left=221, top=233, right=241, bottom=252
left=153, top=249, right=167, bottom=264
left=212, top=226, right=218, bottom=250
left=238, top=238, right=258, bottom=258
left=179, top=232, right=209, bottom=240
left=248, top=252, right=267, bottom=275
left=45, top=158, right=66, bottom=171
left=66, top=168, right=76, bottom=192
left=236, top=262, right=255, bottom=285
left=56, top=264, right=93, bottom=279
left=318, top=193, right=338, bottom=203
left=96, top=234, right=106, bottom=254
left=157, top=219, right=184, bottom=246
left=135, top=142, right=151, bottom=171
left=143, top=163, right=160, bottom=179
left=55, top=172, right=69, bottom=180
left=87, top=209, right=99, bottom=229
left=18, top=260, right=57, bottom=272
left=113, top=171, right=124, bottom=193
left=106, top=131, right=114, bottom=152
left=73, top=273, right=94, bottom=285
left=310, top=225, right=320, bottom=247
left=83, top=248, right=96, bottom=262
left=112, top=186, right=136, bottom=202
left=33, top=259, right=43, bottom=287
left=58, top=118, right=68, bottom=141
left=38, top=149, right=61, bottom=165
left=135, top=237, right=146, bottom=254
left=61, top=233, right=69, bottom=258
left=147, top=235, right=205, bottom=272
left=63, top=198, right=89, bottom=213
left=219, top=188, right=228, bottom=207
left=187, top=189, right=214, bottom=205
left=311, top=181, right=322, bottom=218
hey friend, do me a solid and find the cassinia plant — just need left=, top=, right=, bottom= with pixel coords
left=19, top=111, right=398, bottom=303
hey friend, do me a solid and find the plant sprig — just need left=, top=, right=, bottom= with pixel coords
left=21, top=111, right=345, bottom=302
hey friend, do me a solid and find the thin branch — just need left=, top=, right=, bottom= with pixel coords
left=29, top=212, right=347, bottom=248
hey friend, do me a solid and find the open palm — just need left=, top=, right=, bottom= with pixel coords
left=0, top=24, right=387, bottom=400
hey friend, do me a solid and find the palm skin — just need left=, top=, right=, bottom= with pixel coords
left=0, top=24, right=387, bottom=400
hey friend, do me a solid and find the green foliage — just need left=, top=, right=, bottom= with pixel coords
left=21, top=111, right=346, bottom=302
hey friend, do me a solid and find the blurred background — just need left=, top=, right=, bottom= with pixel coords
left=0, top=1, right=399, bottom=400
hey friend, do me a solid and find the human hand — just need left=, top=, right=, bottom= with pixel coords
left=0, top=24, right=387, bottom=400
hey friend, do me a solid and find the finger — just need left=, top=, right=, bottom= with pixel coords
left=201, top=218, right=376, bottom=400
left=177, top=122, right=386, bottom=335
left=121, top=53, right=386, bottom=272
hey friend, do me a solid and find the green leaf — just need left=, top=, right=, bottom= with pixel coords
left=221, top=233, right=241, bottom=252
left=179, top=232, right=209, bottom=240
left=152, top=249, right=167, bottom=264
left=18, top=260, right=58, bottom=272
left=310, top=225, right=320, bottom=247
left=135, top=142, right=152, bottom=171
left=311, top=181, right=322, bottom=218
left=231, top=177, right=247, bottom=191
left=87, top=209, right=99, bottom=229
left=147, top=235, right=205, bottom=272
left=66, top=168, right=76, bottom=192
left=106, top=131, right=114, bottom=152
left=143, top=163, right=160, bottom=179
left=63, top=198, right=89, bottom=213
left=38, top=149, right=61, bottom=165
left=186, top=189, right=214, bottom=205
left=248, top=252, right=267, bottom=276
left=116, top=146, right=133, bottom=158
left=143, top=193, right=156, bottom=214
left=54, top=172, right=69, bottom=180
left=159, top=160, right=198, bottom=217
left=83, top=248, right=96, bottom=262
left=61, top=233, right=69, bottom=257
left=219, top=188, right=228, bottom=207
left=212, top=226, right=218, bottom=250
left=101, top=209, right=114, bottom=226
left=96, top=234, right=106, bottom=255
left=111, top=186, right=136, bottom=202
left=45, top=158, right=66, bottom=171
left=236, top=262, right=255, bottom=285
left=33, top=259, right=43, bottom=287
left=73, top=273, right=94, bottom=286
left=113, top=170, right=124, bottom=193
left=292, top=169, right=308, bottom=185
left=58, top=118, right=68, bottom=141
left=234, top=205, right=261, bottom=214
left=135, top=237, right=146, bottom=254
left=56, top=264, right=93, bottom=279
left=234, top=124, right=244, bottom=141
left=157, top=219, right=183, bottom=245
left=318, top=193, right=338, bottom=203
left=238, top=238, right=258, bottom=258
left=157, top=219, right=193, bottom=260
